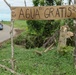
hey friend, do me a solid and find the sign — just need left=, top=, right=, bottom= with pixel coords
left=11, top=5, right=76, bottom=20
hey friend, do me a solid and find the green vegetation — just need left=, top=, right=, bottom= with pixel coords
left=2, top=20, right=27, bottom=30
left=0, top=42, right=76, bottom=75
left=0, top=19, right=75, bottom=75
left=0, top=0, right=75, bottom=74
left=26, top=0, right=74, bottom=49
left=2, top=21, right=11, bottom=25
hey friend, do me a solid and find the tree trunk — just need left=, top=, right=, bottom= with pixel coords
left=74, top=0, right=76, bottom=69
left=57, top=25, right=68, bottom=51
left=74, top=19, right=76, bottom=69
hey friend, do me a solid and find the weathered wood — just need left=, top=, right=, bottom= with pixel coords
left=0, top=64, right=24, bottom=75
left=4, top=0, right=11, bottom=8
left=11, top=19, right=15, bottom=70
left=24, top=0, right=26, bottom=6
left=58, top=25, right=73, bottom=51
left=74, top=0, right=76, bottom=69
left=35, top=43, right=54, bottom=56
left=74, top=19, right=76, bottom=69
left=58, top=25, right=68, bottom=49
left=35, top=51, right=42, bottom=56
left=43, top=30, right=59, bottom=48
left=4, top=0, right=15, bottom=70
left=11, top=5, right=76, bottom=20
left=44, top=43, right=54, bottom=53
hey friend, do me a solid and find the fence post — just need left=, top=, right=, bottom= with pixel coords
left=4, top=0, right=15, bottom=70
left=74, top=0, right=76, bottom=69
left=11, top=19, right=15, bottom=70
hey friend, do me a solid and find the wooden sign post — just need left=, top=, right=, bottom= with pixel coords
left=11, top=4, right=76, bottom=69
left=74, top=0, right=76, bottom=69
left=2, top=1, right=76, bottom=72
left=74, top=19, right=76, bottom=69
left=4, top=0, right=15, bottom=70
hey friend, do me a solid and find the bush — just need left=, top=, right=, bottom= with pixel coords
left=58, top=46, right=74, bottom=55
left=14, top=31, right=44, bottom=48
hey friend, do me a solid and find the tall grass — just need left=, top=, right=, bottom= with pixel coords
left=0, top=43, right=76, bottom=75
left=1, top=20, right=76, bottom=75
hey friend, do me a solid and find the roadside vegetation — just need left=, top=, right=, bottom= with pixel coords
left=0, top=0, right=76, bottom=75
left=0, top=42, right=76, bottom=75
left=0, top=19, right=75, bottom=75
left=2, top=20, right=27, bottom=30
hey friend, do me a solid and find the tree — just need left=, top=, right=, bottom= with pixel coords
left=46, top=0, right=54, bottom=5
left=68, top=0, right=72, bottom=5
left=25, top=0, right=64, bottom=48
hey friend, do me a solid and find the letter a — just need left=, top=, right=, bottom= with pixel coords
left=19, top=8, right=25, bottom=19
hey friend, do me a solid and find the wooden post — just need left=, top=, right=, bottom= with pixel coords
left=4, top=0, right=15, bottom=70
left=11, top=19, right=15, bottom=70
left=74, top=17, right=76, bottom=69
left=74, top=0, right=76, bottom=69
left=58, top=25, right=68, bottom=51
left=74, top=20, right=76, bottom=69
left=24, top=0, right=26, bottom=6
left=58, top=24, right=73, bottom=51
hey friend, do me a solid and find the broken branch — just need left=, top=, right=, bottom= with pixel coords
left=24, top=0, right=26, bottom=6
left=35, top=50, right=42, bottom=56
left=4, top=0, right=11, bottom=8
left=0, top=64, right=24, bottom=75
left=44, top=43, right=54, bottom=53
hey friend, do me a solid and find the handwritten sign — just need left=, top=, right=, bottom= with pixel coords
left=11, top=5, right=76, bottom=20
